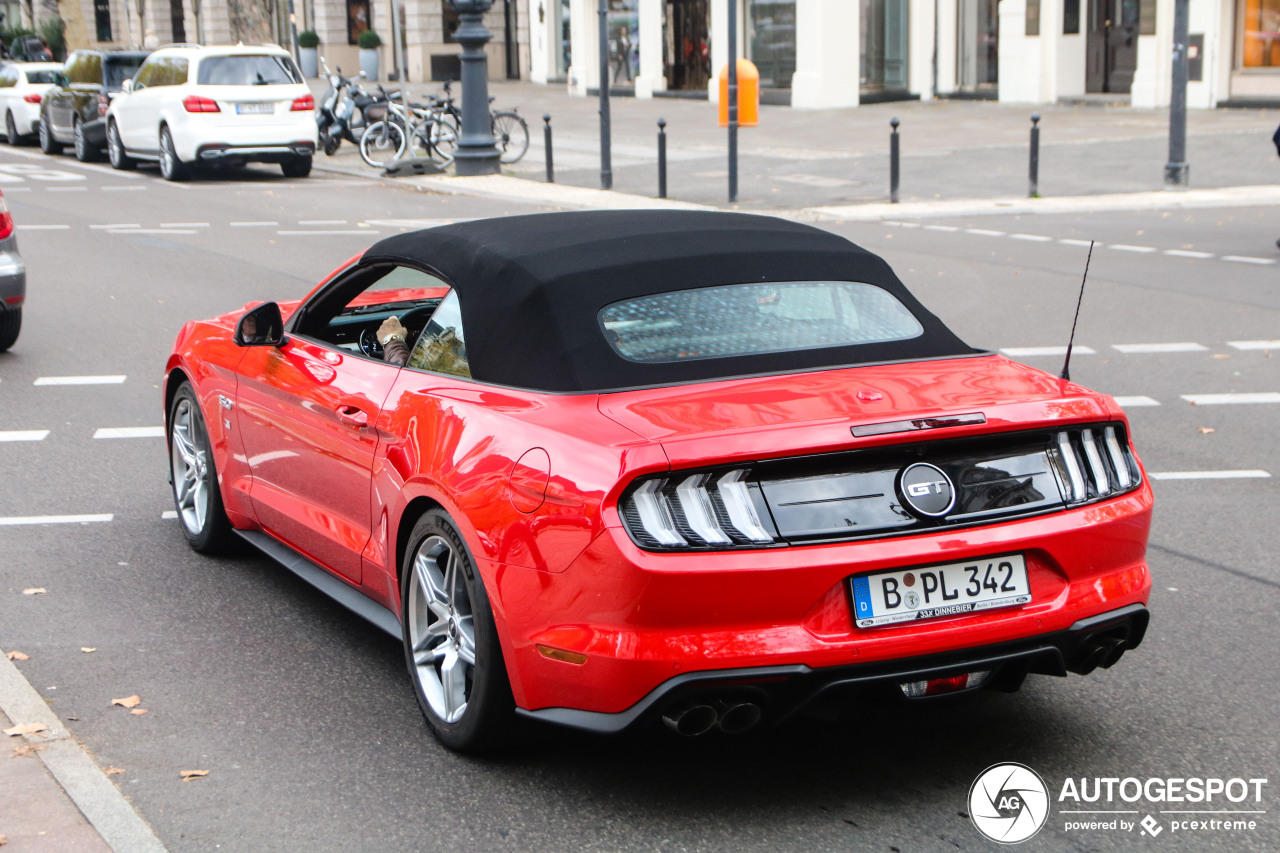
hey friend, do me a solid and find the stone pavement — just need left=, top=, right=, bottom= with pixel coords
left=307, top=76, right=1280, bottom=216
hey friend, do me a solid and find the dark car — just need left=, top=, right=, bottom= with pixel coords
left=8, top=35, right=53, bottom=63
left=39, top=49, right=149, bottom=161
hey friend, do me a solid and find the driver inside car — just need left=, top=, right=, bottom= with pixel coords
left=376, top=316, right=410, bottom=366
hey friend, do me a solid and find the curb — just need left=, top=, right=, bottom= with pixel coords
left=0, top=652, right=168, bottom=853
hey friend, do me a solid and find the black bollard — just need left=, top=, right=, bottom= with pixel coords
left=890, top=118, right=900, bottom=204
left=543, top=114, right=554, bottom=184
left=1029, top=114, right=1040, bottom=198
left=658, top=118, right=667, bottom=199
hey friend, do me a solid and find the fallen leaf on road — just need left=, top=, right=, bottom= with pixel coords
left=180, top=769, right=209, bottom=782
left=1198, top=427, right=1215, bottom=434
left=3, top=723, right=50, bottom=738
left=1, top=832, right=7, bottom=845
left=111, top=695, right=141, bottom=709
left=130, top=709, right=149, bottom=716
left=103, top=766, right=125, bottom=776
left=80, top=648, right=96, bottom=653
left=4, top=651, right=28, bottom=661
left=1213, top=354, right=1231, bottom=360
left=12, top=743, right=45, bottom=758
left=21, top=588, right=46, bottom=595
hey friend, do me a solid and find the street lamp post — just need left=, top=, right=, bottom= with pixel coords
left=1165, top=0, right=1190, bottom=186
left=448, top=0, right=501, bottom=176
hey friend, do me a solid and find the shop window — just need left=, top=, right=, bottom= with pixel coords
left=94, top=0, right=113, bottom=42
left=443, top=2, right=460, bottom=43
left=348, top=0, right=371, bottom=45
left=1241, top=0, right=1280, bottom=67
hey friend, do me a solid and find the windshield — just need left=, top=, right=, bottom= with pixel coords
left=26, top=70, right=59, bottom=85
left=600, top=281, right=925, bottom=364
left=105, top=57, right=145, bottom=90
left=197, top=55, right=302, bottom=86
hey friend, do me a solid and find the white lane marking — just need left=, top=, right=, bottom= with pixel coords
left=883, top=221, right=902, bottom=227
left=1001, top=346, right=1097, bottom=357
left=276, top=230, right=378, bottom=236
left=0, top=514, right=114, bottom=526
left=1148, top=470, right=1271, bottom=480
left=1181, top=392, right=1280, bottom=405
left=1114, top=396, right=1161, bottom=407
left=0, top=430, right=49, bottom=442
left=1164, top=249, right=1213, bottom=259
left=298, top=219, right=348, bottom=225
left=3, top=186, right=31, bottom=192
left=93, top=427, right=165, bottom=439
left=110, top=228, right=198, bottom=235
left=1009, top=233, right=1053, bottom=242
left=965, top=228, right=1005, bottom=236
left=1058, top=238, right=1096, bottom=247
left=1222, top=255, right=1277, bottom=266
left=161, top=510, right=177, bottom=520
left=1112, top=343, right=1208, bottom=353
left=161, top=222, right=209, bottom=228
left=897, top=222, right=922, bottom=229
left=231, top=221, right=279, bottom=227
left=46, top=187, right=88, bottom=192
left=1109, top=244, right=1158, bottom=253
left=89, top=223, right=141, bottom=230
left=34, top=375, right=126, bottom=386
left=1228, top=340, right=1280, bottom=350
left=922, top=225, right=959, bottom=232
left=362, top=219, right=457, bottom=229
left=102, top=185, right=147, bottom=191
left=18, top=224, right=71, bottom=231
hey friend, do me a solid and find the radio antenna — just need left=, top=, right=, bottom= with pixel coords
left=1060, top=240, right=1094, bottom=381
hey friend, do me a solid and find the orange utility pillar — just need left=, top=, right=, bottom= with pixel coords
left=718, top=59, right=759, bottom=127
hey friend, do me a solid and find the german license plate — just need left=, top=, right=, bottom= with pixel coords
left=850, top=554, right=1031, bottom=628
left=235, top=102, right=274, bottom=115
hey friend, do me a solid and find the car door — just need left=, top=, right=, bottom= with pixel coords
left=114, top=57, right=162, bottom=151
left=47, top=53, right=79, bottom=132
left=0, top=67, right=16, bottom=121
left=231, top=266, right=442, bottom=583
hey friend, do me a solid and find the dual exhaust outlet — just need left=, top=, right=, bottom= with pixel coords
left=1069, top=631, right=1130, bottom=676
left=662, top=699, right=763, bottom=737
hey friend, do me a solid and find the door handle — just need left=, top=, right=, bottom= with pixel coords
left=336, top=405, right=369, bottom=427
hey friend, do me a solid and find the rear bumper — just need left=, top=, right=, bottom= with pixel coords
left=0, top=246, right=26, bottom=306
left=519, top=604, right=1150, bottom=734
left=196, top=141, right=315, bottom=163
left=81, top=116, right=108, bottom=147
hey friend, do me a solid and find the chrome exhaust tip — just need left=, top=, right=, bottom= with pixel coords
left=716, top=701, right=763, bottom=735
left=661, top=703, right=718, bottom=737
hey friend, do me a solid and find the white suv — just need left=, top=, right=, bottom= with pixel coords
left=106, top=44, right=317, bottom=180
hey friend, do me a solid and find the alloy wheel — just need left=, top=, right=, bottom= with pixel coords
left=169, top=397, right=209, bottom=536
left=407, top=534, right=475, bottom=724
left=5, top=112, right=17, bottom=145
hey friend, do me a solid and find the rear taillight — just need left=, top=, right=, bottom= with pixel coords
left=22, top=93, right=41, bottom=104
left=621, top=468, right=779, bottom=551
left=290, top=94, right=315, bottom=111
left=182, top=95, right=220, bottom=113
left=0, top=190, right=13, bottom=240
left=97, top=93, right=110, bottom=116
left=900, top=670, right=991, bottom=698
left=1051, top=424, right=1139, bottom=504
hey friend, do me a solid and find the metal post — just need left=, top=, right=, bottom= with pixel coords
left=658, top=118, right=667, bottom=199
left=598, top=0, right=613, bottom=189
left=727, top=0, right=739, bottom=203
left=448, top=1, right=501, bottom=176
left=1165, top=0, right=1190, bottom=186
left=1029, top=114, right=1041, bottom=198
left=890, top=118, right=900, bottom=204
left=543, top=114, right=554, bottom=183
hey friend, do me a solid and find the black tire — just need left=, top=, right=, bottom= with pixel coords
left=0, top=307, right=20, bottom=352
left=38, top=110, right=61, bottom=154
left=492, top=111, right=529, bottom=164
left=168, top=382, right=235, bottom=553
left=73, top=117, right=99, bottom=162
left=402, top=509, right=516, bottom=752
left=159, top=126, right=187, bottom=181
left=280, top=155, right=312, bottom=178
left=107, top=120, right=135, bottom=171
left=5, top=111, right=20, bottom=146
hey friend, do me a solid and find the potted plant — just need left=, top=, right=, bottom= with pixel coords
left=357, top=29, right=382, bottom=81
left=297, top=30, right=320, bottom=78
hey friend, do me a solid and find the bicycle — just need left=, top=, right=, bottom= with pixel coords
left=358, top=89, right=458, bottom=169
left=435, top=81, right=529, bottom=165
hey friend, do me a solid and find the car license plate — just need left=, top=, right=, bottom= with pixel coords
left=235, top=102, right=274, bottom=115
left=850, top=554, right=1031, bottom=628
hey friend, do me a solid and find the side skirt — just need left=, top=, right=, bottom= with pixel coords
left=234, top=529, right=401, bottom=638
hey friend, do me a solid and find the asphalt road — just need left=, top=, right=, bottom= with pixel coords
left=0, top=150, right=1276, bottom=852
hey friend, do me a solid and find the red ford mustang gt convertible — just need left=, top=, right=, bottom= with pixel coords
left=165, top=211, right=1152, bottom=751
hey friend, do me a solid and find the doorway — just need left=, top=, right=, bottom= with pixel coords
left=862, top=0, right=909, bottom=94
left=664, top=0, right=711, bottom=91
left=956, top=0, right=998, bottom=92
left=1086, top=0, right=1139, bottom=93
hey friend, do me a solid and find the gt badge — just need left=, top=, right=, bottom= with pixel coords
left=899, top=463, right=956, bottom=518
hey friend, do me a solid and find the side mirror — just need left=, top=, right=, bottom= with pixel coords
left=121, top=78, right=133, bottom=93
left=54, top=72, right=68, bottom=88
left=235, top=302, right=287, bottom=347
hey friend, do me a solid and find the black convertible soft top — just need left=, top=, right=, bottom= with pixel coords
left=362, top=211, right=979, bottom=393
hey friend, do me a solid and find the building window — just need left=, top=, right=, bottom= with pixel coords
left=443, top=2, right=460, bottom=43
left=348, top=0, right=371, bottom=45
left=94, top=0, right=113, bottom=42
left=747, top=0, right=796, bottom=89
left=1241, top=0, right=1280, bottom=67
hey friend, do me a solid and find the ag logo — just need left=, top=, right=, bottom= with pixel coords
left=899, top=463, right=955, bottom=518
left=968, top=763, right=1050, bottom=844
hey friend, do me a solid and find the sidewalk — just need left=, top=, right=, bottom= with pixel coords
left=308, top=76, right=1280, bottom=215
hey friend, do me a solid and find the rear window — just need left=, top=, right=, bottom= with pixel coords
left=197, top=55, right=302, bottom=86
left=105, top=56, right=145, bottom=90
left=599, top=281, right=925, bottom=364
left=26, top=71, right=59, bottom=85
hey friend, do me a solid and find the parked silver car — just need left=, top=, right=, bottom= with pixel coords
left=0, top=188, right=25, bottom=351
